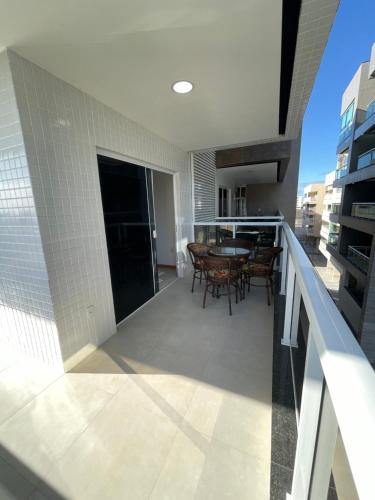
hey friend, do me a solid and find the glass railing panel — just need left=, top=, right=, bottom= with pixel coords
left=351, top=203, right=375, bottom=220
left=338, top=123, right=353, bottom=144
left=328, top=233, right=339, bottom=247
left=365, top=100, right=375, bottom=120
left=335, top=167, right=348, bottom=179
left=357, top=150, right=375, bottom=170
left=347, top=245, right=371, bottom=273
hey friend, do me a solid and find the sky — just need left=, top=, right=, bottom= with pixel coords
left=298, top=0, right=375, bottom=192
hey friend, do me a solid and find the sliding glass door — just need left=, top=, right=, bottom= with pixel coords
left=97, top=155, right=158, bottom=323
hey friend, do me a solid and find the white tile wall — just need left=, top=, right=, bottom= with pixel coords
left=5, top=50, right=192, bottom=366
left=0, top=51, right=62, bottom=368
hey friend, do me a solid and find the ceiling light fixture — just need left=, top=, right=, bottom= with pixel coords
left=172, top=81, right=194, bottom=94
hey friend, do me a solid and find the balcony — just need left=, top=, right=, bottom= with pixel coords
left=328, top=233, right=339, bottom=247
left=337, top=123, right=353, bottom=146
left=0, top=218, right=374, bottom=500
left=351, top=202, right=375, bottom=220
left=365, top=100, right=375, bottom=120
left=357, top=147, right=375, bottom=170
left=347, top=245, right=371, bottom=273
left=335, top=166, right=348, bottom=179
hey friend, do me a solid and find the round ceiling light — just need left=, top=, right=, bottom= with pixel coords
left=172, top=81, right=194, bottom=94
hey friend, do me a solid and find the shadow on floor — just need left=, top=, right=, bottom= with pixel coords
left=71, top=277, right=276, bottom=406
left=0, top=442, right=65, bottom=500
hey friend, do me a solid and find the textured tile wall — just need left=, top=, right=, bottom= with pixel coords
left=7, top=50, right=192, bottom=365
left=0, top=51, right=62, bottom=367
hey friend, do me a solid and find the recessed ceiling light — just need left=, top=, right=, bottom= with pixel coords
left=172, top=81, right=194, bottom=94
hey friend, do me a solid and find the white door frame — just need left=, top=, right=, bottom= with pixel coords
left=96, top=147, right=180, bottom=292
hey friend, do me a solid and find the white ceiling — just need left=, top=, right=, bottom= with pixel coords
left=0, top=0, right=282, bottom=151
left=216, top=163, right=278, bottom=186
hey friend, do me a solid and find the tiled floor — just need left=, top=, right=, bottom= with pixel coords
left=157, top=266, right=177, bottom=291
left=0, top=277, right=273, bottom=499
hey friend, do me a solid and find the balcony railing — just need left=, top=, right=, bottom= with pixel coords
left=338, top=123, right=353, bottom=144
left=365, top=99, right=375, bottom=120
left=193, top=217, right=375, bottom=499
left=351, top=202, right=375, bottom=220
left=335, top=167, right=348, bottom=179
left=347, top=245, right=371, bottom=273
left=357, top=147, right=375, bottom=170
left=328, top=233, right=339, bottom=247
left=331, top=203, right=340, bottom=214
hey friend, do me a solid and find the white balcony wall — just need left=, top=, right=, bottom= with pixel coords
left=0, top=51, right=62, bottom=367
left=6, top=50, right=192, bottom=368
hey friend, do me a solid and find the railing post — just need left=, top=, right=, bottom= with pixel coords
left=281, top=256, right=296, bottom=346
left=289, top=279, right=301, bottom=348
left=280, top=229, right=288, bottom=295
left=309, top=387, right=338, bottom=500
left=289, top=332, right=324, bottom=500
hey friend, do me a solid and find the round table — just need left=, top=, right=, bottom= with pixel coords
left=208, top=246, right=253, bottom=259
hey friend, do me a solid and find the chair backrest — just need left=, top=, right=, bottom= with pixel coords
left=266, top=246, right=283, bottom=272
left=202, top=256, right=242, bottom=277
left=187, top=242, right=210, bottom=265
left=221, top=238, right=254, bottom=250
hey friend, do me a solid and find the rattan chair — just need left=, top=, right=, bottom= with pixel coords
left=202, top=256, right=242, bottom=315
left=187, top=243, right=210, bottom=292
left=243, top=246, right=283, bottom=305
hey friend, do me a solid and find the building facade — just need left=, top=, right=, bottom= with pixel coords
left=302, top=182, right=325, bottom=245
left=328, top=42, right=375, bottom=364
left=319, top=170, right=342, bottom=270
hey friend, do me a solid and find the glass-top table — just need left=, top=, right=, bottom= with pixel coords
left=208, top=246, right=253, bottom=258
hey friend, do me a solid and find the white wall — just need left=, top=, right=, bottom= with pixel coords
left=153, top=170, right=176, bottom=267
left=0, top=51, right=62, bottom=368
left=6, top=50, right=192, bottom=368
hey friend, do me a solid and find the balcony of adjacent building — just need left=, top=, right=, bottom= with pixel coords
left=340, top=271, right=365, bottom=334
left=357, top=146, right=375, bottom=171
left=339, top=178, right=375, bottom=235
left=347, top=245, right=371, bottom=273
left=335, top=150, right=350, bottom=180
left=337, top=101, right=355, bottom=153
left=329, top=225, right=373, bottom=281
left=354, top=99, right=375, bottom=140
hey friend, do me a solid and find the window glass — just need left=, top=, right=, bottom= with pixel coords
left=340, top=101, right=354, bottom=131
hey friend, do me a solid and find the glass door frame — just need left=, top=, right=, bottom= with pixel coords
left=96, top=148, right=178, bottom=323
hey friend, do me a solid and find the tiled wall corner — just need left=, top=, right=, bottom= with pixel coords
left=0, top=50, right=62, bottom=368
left=7, top=50, right=192, bottom=364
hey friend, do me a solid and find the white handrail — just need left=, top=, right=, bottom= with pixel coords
left=194, top=222, right=282, bottom=227
left=216, top=215, right=284, bottom=220
left=283, top=222, right=375, bottom=500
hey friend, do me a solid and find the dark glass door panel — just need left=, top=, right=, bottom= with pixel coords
left=97, top=155, right=156, bottom=323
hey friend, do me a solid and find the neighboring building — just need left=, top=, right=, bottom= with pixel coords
left=302, top=182, right=325, bottom=245
left=328, top=42, right=375, bottom=364
left=319, top=170, right=342, bottom=270
left=296, top=195, right=303, bottom=209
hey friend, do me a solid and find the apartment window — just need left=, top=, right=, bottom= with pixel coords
left=340, top=101, right=354, bottom=131
left=366, top=99, right=375, bottom=120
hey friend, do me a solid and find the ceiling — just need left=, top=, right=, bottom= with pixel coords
left=216, top=163, right=278, bottom=186
left=0, top=0, right=282, bottom=151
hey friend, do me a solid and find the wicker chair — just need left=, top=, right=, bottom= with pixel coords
left=202, top=256, right=242, bottom=315
left=187, top=243, right=210, bottom=292
left=243, top=246, right=283, bottom=305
